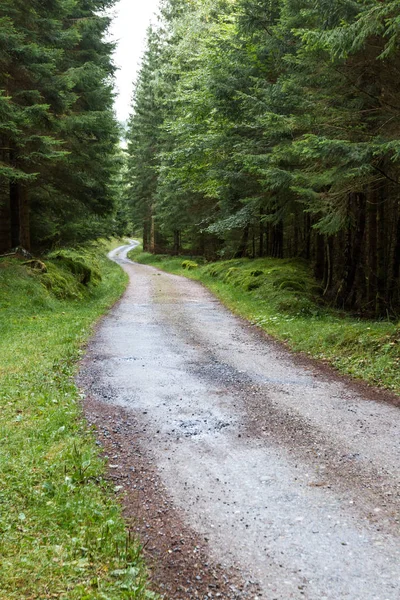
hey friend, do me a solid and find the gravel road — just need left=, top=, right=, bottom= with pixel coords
left=79, top=242, right=400, bottom=600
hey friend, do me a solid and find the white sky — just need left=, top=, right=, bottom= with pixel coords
left=109, top=0, right=160, bottom=123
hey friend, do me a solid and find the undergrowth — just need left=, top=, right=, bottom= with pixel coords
left=0, top=242, right=157, bottom=599
left=128, top=245, right=400, bottom=394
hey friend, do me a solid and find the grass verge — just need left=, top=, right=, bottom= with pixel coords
left=129, top=246, right=400, bottom=395
left=0, top=241, right=157, bottom=599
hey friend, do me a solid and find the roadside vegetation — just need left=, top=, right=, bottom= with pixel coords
left=0, top=243, right=156, bottom=599
left=129, top=246, right=400, bottom=396
left=127, top=0, right=400, bottom=320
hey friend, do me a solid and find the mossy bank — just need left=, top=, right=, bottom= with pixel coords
left=129, top=246, right=400, bottom=396
left=0, top=242, right=157, bottom=599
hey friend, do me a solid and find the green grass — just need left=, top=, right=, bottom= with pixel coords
left=129, top=245, right=400, bottom=394
left=0, top=242, right=157, bottom=599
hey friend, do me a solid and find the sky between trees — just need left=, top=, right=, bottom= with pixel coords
left=110, top=0, right=160, bottom=122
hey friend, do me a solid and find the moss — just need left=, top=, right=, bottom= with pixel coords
left=23, top=259, right=47, bottom=273
left=273, top=277, right=306, bottom=292
left=204, top=265, right=220, bottom=277
left=0, top=248, right=106, bottom=303
left=182, top=260, right=198, bottom=270
left=48, top=248, right=102, bottom=286
left=40, top=263, right=85, bottom=300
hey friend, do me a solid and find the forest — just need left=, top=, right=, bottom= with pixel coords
left=0, top=0, right=125, bottom=253
left=2, top=2, right=400, bottom=596
left=2, top=0, right=400, bottom=318
left=126, top=0, right=400, bottom=318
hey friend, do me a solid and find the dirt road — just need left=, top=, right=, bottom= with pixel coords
left=79, top=242, right=400, bottom=600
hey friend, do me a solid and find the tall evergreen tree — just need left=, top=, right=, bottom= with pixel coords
left=0, top=0, right=119, bottom=252
left=126, top=26, right=165, bottom=251
left=126, top=0, right=400, bottom=316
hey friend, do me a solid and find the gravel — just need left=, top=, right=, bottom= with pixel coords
left=78, top=243, right=400, bottom=599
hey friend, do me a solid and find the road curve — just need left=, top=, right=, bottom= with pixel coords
left=80, top=242, right=400, bottom=600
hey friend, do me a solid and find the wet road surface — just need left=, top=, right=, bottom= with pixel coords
left=79, top=242, right=400, bottom=599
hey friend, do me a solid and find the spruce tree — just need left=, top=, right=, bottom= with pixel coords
left=0, top=0, right=119, bottom=252
left=126, top=0, right=400, bottom=315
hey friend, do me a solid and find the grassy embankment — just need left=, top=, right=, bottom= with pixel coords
left=0, top=242, right=157, bottom=599
left=129, top=245, right=400, bottom=395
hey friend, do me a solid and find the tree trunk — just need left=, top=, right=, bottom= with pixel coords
left=366, top=187, right=377, bottom=309
left=198, top=232, right=205, bottom=256
left=235, top=225, right=249, bottom=258
left=9, top=183, right=30, bottom=250
left=149, top=214, right=156, bottom=253
left=10, top=180, right=20, bottom=248
left=304, top=213, right=311, bottom=259
left=142, top=219, right=150, bottom=251
left=173, top=229, right=180, bottom=254
left=314, top=233, right=325, bottom=281
left=390, top=215, right=400, bottom=310
left=0, top=137, right=11, bottom=252
left=343, top=192, right=366, bottom=308
left=0, top=196, right=11, bottom=252
left=18, top=185, right=30, bottom=250
left=272, top=222, right=283, bottom=258
left=375, top=185, right=386, bottom=316
left=323, top=236, right=334, bottom=296
left=293, top=215, right=299, bottom=257
left=259, top=213, right=264, bottom=257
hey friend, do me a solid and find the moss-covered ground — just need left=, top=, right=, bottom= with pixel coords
left=0, top=242, right=157, bottom=599
left=129, top=246, right=400, bottom=395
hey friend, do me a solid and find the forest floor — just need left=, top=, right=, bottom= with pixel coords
left=79, top=242, right=400, bottom=600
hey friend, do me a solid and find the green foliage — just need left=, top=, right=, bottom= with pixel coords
left=38, top=248, right=102, bottom=300
left=41, top=262, right=87, bottom=300
left=202, top=258, right=321, bottom=315
left=0, top=0, right=121, bottom=252
left=0, top=245, right=157, bottom=598
left=126, top=0, right=400, bottom=316
left=182, top=260, right=198, bottom=270
left=48, top=249, right=102, bottom=285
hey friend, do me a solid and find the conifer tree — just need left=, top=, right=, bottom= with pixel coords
left=126, top=26, right=165, bottom=251
left=0, top=0, right=119, bottom=252
left=126, top=0, right=400, bottom=316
